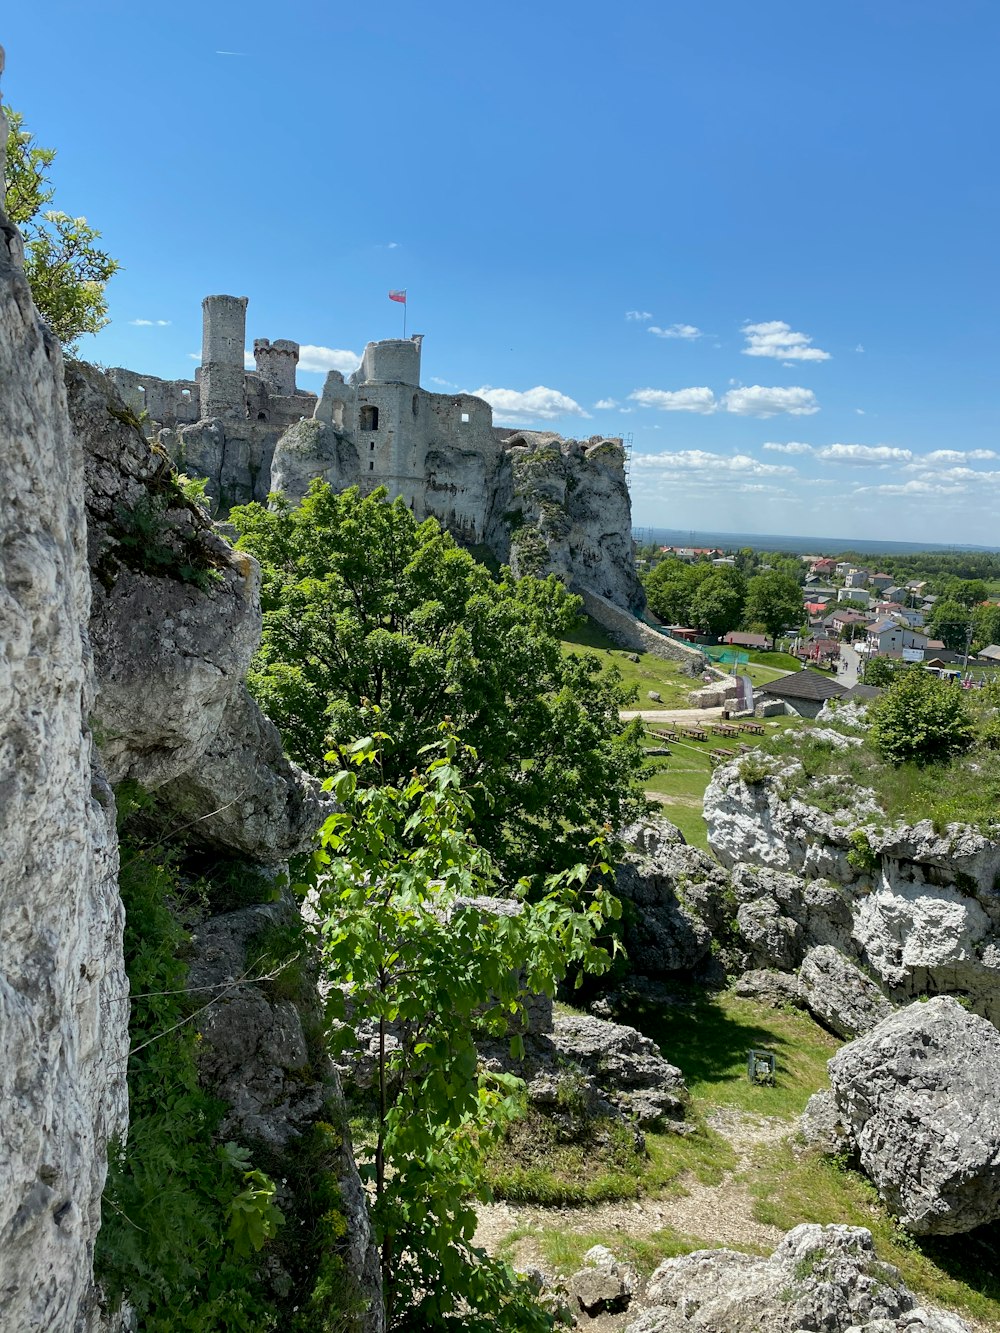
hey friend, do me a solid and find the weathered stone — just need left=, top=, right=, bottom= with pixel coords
left=65, top=362, right=328, bottom=864
left=626, top=1224, right=970, bottom=1332
left=828, top=997, right=1000, bottom=1234
left=568, top=1245, right=638, bottom=1316
left=0, top=135, right=128, bottom=1330
left=614, top=818, right=733, bottom=977
left=188, top=895, right=384, bottom=1328
left=800, top=1089, right=853, bottom=1155
left=706, top=759, right=1000, bottom=1021
left=731, top=969, right=803, bottom=1008
left=799, top=945, right=893, bottom=1039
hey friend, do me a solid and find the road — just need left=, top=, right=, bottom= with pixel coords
left=619, top=705, right=727, bottom=723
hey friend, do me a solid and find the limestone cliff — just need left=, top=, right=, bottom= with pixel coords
left=0, top=144, right=128, bottom=1330
left=704, top=754, right=1000, bottom=1023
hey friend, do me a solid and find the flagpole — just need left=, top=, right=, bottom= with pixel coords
left=403, top=293, right=406, bottom=339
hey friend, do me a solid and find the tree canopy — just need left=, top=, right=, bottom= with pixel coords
left=743, top=570, right=803, bottom=643
left=869, top=668, right=975, bottom=766
left=231, top=482, right=649, bottom=883
left=4, top=109, right=118, bottom=345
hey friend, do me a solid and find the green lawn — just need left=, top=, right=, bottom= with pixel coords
left=561, top=617, right=701, bottom=708
left=643, top=719, right=804, bottom=849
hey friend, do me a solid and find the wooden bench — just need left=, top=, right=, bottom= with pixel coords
left=681, top=728, right=707, bottom=741
left=739, top=722, right=765, bottom=735
left=710, top=747, right=734, bottom=763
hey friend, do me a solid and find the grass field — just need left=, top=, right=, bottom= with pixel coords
left=643, top=718, right=803, bottom=850
left=562, top=616, right=797, bottom=708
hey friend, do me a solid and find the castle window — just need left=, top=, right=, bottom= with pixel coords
left=460, top=412, right=470, bottom=424
left=257, top=412, right=267, bottom=421
left=369, top=461, right=375, bottom=471
left=370, top=441, right=375, bottom=450
left=412, top=394, right=419, bottom=417
left=360, top=404, right=379, bottom=431
left=181, top=388, right=191, bottom=400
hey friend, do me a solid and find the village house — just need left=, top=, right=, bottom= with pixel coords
left=865, top=617, right=929, bottom=656
left=869, top=572, right=894, bottom=592
left=837, top=587, right=871, bottom=608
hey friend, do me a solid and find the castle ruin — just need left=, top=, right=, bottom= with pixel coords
left=110, top=295, right=645, bottom=614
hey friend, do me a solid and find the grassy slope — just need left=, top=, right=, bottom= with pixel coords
left=490, top=991, right=1000, bottom=1327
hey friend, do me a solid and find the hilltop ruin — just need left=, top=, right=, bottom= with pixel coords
left=109, top=296, right=645, bottom=614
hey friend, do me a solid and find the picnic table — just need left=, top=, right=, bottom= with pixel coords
left=709, top=723, right=740, bottom=737
left=739, top=722, right=765, bottom=735
left=681, top=728, right=707, bottom=741
left=710, top=747, right=734, bottom=763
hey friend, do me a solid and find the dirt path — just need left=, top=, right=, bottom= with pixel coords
left=474, top=1109, right=788, bottom=1271
left=620, top=706, right=726, bottom=723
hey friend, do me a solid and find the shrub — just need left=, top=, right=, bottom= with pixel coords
left=868, top=670, right=975, bottom=767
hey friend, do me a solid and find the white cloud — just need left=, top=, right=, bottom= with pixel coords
left=741, top=320, right=831, bottom=362
left=922, top=448, right=998, bottom=464
left=629, top=387, right=717, bottom=414
left=473, top=385, right=589, bottom=425
left=625, top=310, right=653, bottom=321
left=297, top=345, right=361, bottom=375
left=721, top=385, right=819, bottom=417
left=648, top=323, right=703, bottom=339
left=632, top=450, right=796, bottom=478
left=628, top=384, right=819, bottom=417
left=430, top=376, right=458, bottom=388
left=855, top=408, right=866, bottom=415
left=762, top=441, right=813, bottom=454
left=593, top=398, right=618, bottom=409
left=817, top=443, right=912, bottom=464
left=387, top=241, right=399, bottom=249
left=855, top=344, right=865, bottom=353
left=853, top=479, right=967, bottom=497
left=129, top=318, right=171, bottom=326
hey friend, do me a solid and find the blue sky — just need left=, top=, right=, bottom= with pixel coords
left=5, top=1, right=999, bottom=544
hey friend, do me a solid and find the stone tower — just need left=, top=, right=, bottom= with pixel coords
left=253, top=338, right=299, bottom=396
left=200, top=294, right=248, bottom=420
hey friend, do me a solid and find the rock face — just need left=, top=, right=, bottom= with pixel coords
left=615, top=817, right=733, bottom=978
left=189, top=896, right=383, bottom=1324
left=798, top=945, right=894, bottom=1039
left=65, top=362, right=329, bottom=861
left=0, top=151, right=128, bottom=1329
left=705, top=759, right=1000, bottom=1022
left=825, top=998, right=1000, bottom=1235
left=626, top=1224, right=970, bottom=1332
left=497, top=432, right=644, bottom=613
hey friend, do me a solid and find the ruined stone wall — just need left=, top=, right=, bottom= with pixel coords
left=578, top=588, right=705, bottom=665
left=108, top=367, right=201, bottom=424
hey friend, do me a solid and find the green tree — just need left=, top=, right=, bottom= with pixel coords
left=231, top=483, right=648, bottom=884
left=863, top=657, right=903, bottom=688
left=688, top=568, right=746, bottom=638
left=4, top=109, right=119, bottom=345
left=642, top=556, right=709, bottom=625
left=743, top=571, right=803, bottom=645
left=927, top=598, right=973, bottom=653
left=869, top=668, right=975, bottom=766
left=312, top=730, right=618, bottom=1329
left=973, top=602, right=1000, bottom=650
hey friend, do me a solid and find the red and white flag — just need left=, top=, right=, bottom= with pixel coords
left=388, top=289, right=407, bottom=304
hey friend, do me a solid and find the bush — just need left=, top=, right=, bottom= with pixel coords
left=868, top=670, right=975, bottom=767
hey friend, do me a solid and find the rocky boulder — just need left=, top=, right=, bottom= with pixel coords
left=705, top=754, right=1000, bottom=1022
left=798, top=945, right=893, bottom=1039
left=626, top=1224, right=970, bottom=1332
left=615, top=817, right=734, bottom=978
left=568, top=1245, right=639, bottom=1317
left=827, top=997, right=1000, bottom=1234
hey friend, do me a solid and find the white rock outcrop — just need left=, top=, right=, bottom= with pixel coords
left=826, top=998, right=1000, bottom=1235
left=626, top=1224, right=970, bottom=1332
left=705, top=760, right=1000, bottom=1021
left=0, top=133, right=128, bottom=1328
